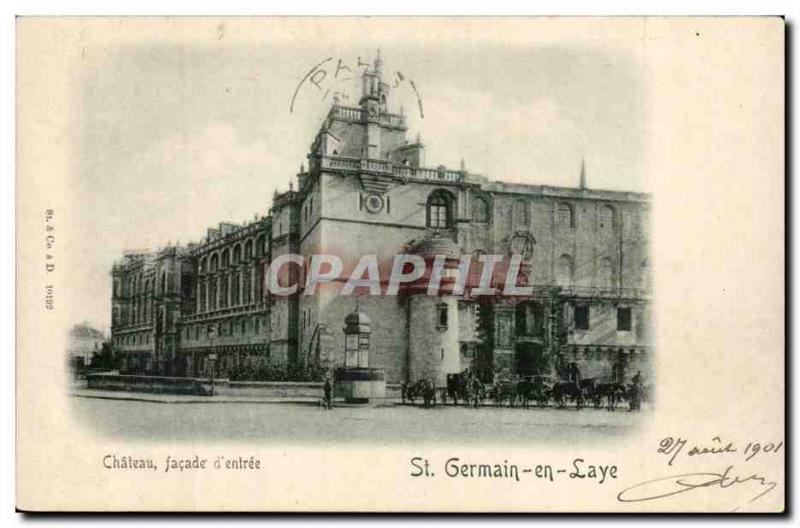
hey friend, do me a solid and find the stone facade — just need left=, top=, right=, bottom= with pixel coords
left=110, top=53, right=653, bottom=386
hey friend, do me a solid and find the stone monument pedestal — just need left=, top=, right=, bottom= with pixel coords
left=334, top=367, right=386, bottom=404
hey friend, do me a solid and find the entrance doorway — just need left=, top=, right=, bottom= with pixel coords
left=515, top=342, right=545, bottom=377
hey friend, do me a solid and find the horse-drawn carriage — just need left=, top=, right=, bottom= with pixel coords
left=402, top=371, right=644, bottom=412
left=517, top=376, right=554, bottom=408
left=446, top=371, right=485, bottom=407
left=402, top=378, right=438, bottom=407
left=590, top=382, right=629, bottom=410
left=549, top=378, right=632, bottom=410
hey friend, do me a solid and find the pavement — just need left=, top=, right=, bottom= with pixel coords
left=70, top=388, right=649, bottom=444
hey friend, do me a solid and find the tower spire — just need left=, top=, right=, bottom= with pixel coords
left=579, top=158, right=587, bottom=189
left=374, top=47, right=383, bottom=74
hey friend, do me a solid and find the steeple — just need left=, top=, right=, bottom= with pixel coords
left=360, top=49, right=389, bottom=112
left=579, top=158, right=587, bottom=190
left=374, top=47, right=383, bottom=74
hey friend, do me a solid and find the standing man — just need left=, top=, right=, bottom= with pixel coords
left=629, top=371, right=643, bottom=411
left=323, top=377, right=333, bottom=410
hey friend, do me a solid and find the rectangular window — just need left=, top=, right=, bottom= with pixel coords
left=430, top=205, right=448, bottom=228
left=496, top=311, right=512, bottom=347
left=617, top=307, right=632, bottom=331
left=437, top=303, right=448, bottom=329
left=575, top=305, right=590, bottom=330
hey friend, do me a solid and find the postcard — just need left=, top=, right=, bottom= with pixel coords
left=16, top=17, right=784, bottom=512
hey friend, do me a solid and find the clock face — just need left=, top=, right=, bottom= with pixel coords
left=364, top=194, right=384, bottom=214
left=368, top=104, right=378, bottom=117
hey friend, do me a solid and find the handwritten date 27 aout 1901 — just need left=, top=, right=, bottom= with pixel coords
left=617, top=436, right=782, bottom=510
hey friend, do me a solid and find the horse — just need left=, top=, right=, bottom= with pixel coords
left=402, top=380, right=430, bottom=406
left=492, top=381, right=518, bottom=407
left=466, top=375, right=485, bottom=409
left=517, top=378, right=535, bottom=408
left=446, top=372, right=468, bottom=405
left=406, top=378, right=437, bottom=408
left=551, top=380, right=584, bottom=409
left=527, top=376, right=554, bottom=408
left=592, top=382, right=627, bottom=411
left=517, top=377, right=550, bottom=409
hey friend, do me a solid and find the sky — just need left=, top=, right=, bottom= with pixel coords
left=69, top=22, right=646, bottom=332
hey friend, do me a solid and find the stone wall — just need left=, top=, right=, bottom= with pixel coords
left=85, top=373, right=403, bottom=400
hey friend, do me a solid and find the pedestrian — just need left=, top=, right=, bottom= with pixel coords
left=323, top=378, right=333, bottom=410
left=629, top=371, right=642, bottom=412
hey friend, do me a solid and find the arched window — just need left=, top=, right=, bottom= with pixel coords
left=221, top=248, right=230, bottom=269
left=254, top=266, right=263, bottom=302
left=232, top=244, right=241, bottom=265
left=160, top=272, right=167, bottom=294
left=243, top=239, right=253, bottom=260
left=510, top=233, right=535, bottom=259
left=210, top=253, right=219, bottom=272
left=473, top=196, right=490, bottom=223
left=557, top=202, right=574, bottom=229
left=232, top=272, right=240, bottom=305
left=209, top=278, right=217, bottom=310
left=513, top=200, right=529, bottom=229
left=427, top=190, right=454, bottom=229
left=256, top=235, right=265, bottom=257
left=199, top=257, right=207, bottom=273
left=598, top=257, right=615, bottom=288
left=599, top=204, right=615, bottom=234
left=220, top=277, right=228, bottom=308
left=557, top=254, right=574, bottom=287
left=242, top=272, right=251, bottom=304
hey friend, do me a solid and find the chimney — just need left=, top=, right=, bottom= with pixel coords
left=579, top=158, right=587, bottom=190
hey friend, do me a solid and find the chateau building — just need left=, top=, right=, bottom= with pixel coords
left=111, top=53, right=653, bottom=385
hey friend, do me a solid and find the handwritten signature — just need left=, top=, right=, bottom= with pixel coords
left=617, top=465, right=777, bottom=511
